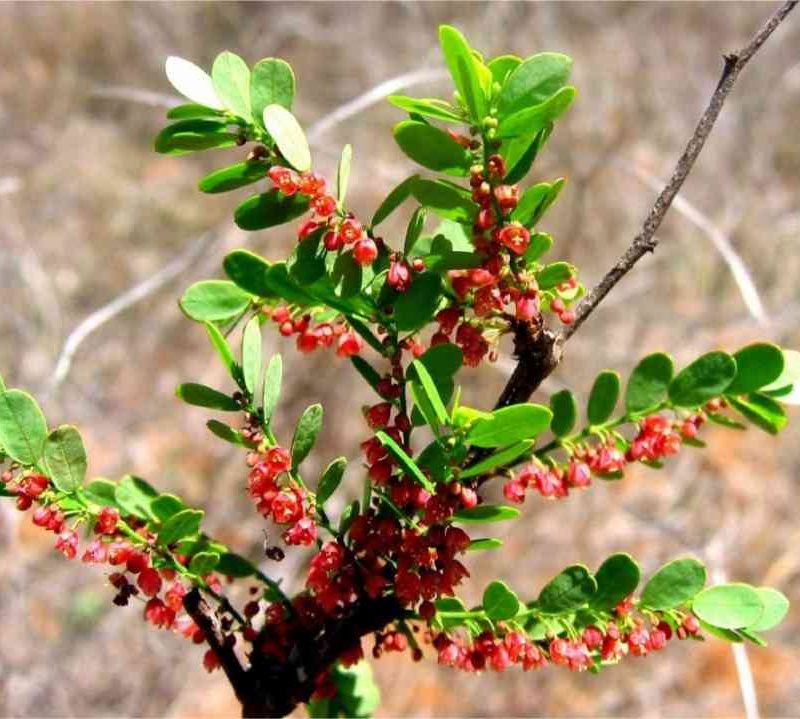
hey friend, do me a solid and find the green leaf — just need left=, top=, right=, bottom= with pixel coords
left=512, top=182, right=564, bottom=228
left=180, top=280, right=251, bottom=322
left=175, top=383, right=239, bottom=411
left=403, top=207, right=427, bottom=256
left=291, top=404, right=323, bottom=469
left=234, top=190, right=310, bottom=231
left=198, top=161, right=269, bottom=194
left=0, top=390, right=47, bottom=466
left=204, top=322, right=237, bottom=378
left=625, top=352, right=674, bottom=414
left=452, top=504, right=520, bottom=524
left=591, top=553, right=641, bottom=611
left=504, top=126, right=552, bottom=185
left=707, top=412, right=747, bottom=430
left=488, top=54, right=522, bottom=85
left=393, top=272, right=442, bottom=332
left=409, top=360, right=449, bottom=431
left=206, top=420, right=256, bottom=448
left=83, top=478, right=118, bottom=507
left=337, top=144, right=352, bottom=204
left=150, top=494, right=186, bottom=522
left=223, top=250, right=273, bottom=296
left=416, top=343, right=463, bottom=377
left=726, top=343, right=784, bottom=395
left=165, top=56, right=223, bottom=110
left=260, top=263, right=316, bottom=306
left=640, top=557, right=707, bottom=610
left=466, top=403, right=552, bottom=448
left=339, top=499, right=360, bottom=536
left=43, top=425, right=87, bottom=492
left=747, top=588, right=789, bottom=632
left=438, top=25, right=487, bottom=121
left=692, top=583, right=764, bottom=629
left=411, top=178, right=477, bottom=223
left=468, top=537, right=504, bottom=552
left=241, top=316, right=262, bottom=396
left=549, top=390, right=577, bottom=437
left=115, top=475, right=158, bottom=521
left=317, top=456, right=347, bottom=507
left=536, top=260, right=574, bottom=291
left=729, top=393, right=787, bottom=435
left=483, top=580, right=521, bottom=621
left=498, top=52, right=573, bottom=116
left=211, top=51, right=252, bottom=121
left=393, top=121, right=471, bottom=176
left=538, top=564, right=597, bottom=613
left=166, top=103, right=224, bottom=120
left=330, top=252, right=362, bottom=298
left=388, top=95, right=464, bottom=122
left=498, top=86, right=576, bottom=139
left=216, top=552, right=259, bottom=578
left=523, top=232, right=554, bottom=264
left=262, top=104, right=311, bottom=172
left=157, top=508, right=205, bottom=546
left=262, top=354, right=282, bottom=425
left=154, top=119, right=238, bottom=155
left=460, top=440, right=533, bottom=479
left=189, top=551, right=220, bottom=576
left=587, top=371, right=620, bottom=425
left=668, top=352, right=737, bottom=407
left=375, top=431, right=434, bottom=492
left=371, top=175, right=419, bottom=227
left=250, top=58, right=295, bottom=122
left=762, top=349, right=800, bottom=405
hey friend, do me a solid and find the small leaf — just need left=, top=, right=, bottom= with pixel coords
left=262, top=104, right=311, bottom=172
left=180, top=280, right=252, bottom=322
left=625, top=352, right=674, bottom=414
left=241, top=316, right=262, bottom=396
left=206, top=420, right=256, bottom=448
left=291, top=404, right=323, bottom=469
left=154, top=119, right=237, bottom=154
left=336, top=144, right=352, bottom=204
left=371, top=174, right=419, bottom=227
left=409, top=360, right=449, bottom=431
left=727, top=343, right=784, bottom=395
left=166, top=103, right=224, bottom=120
left=0, top=389, right=48, bottom=466
left=692, top=583, right=764, bottom=629
left=729, top=393, right=787, bottom=435
left=250, top=58, right=295, bottom=121
left=538, top=564, right=597, bottom=613
left=549, top=390, right=577, bottom=437
left=224, top=250, right=273, bottom=296
left=587, top=371, right=620, bottom=425
left=483, top=580, right=521, bottom=621
left=460, top=440, right=533, bottom=479
left=498, top=52, right=573, bottom=116
left=175, top=383, right=239, bottom=411
left=404, top=207, right=427, bottom=256
left=762, top=349, right=800, bottom=405
left=262, top=354, right=283, bottom=425
left=165, top=56, right=223, bottom=110
left=211, top=51, right=252, bottom=121
left=512, top=182, right=564, bottom=228
left=388, top=95, right=464, bottom=122
left=234, top=190, right=310, bottom=231
left=204, top=322, right=237, bottom=378
left=411, top=178, right=477, bottom=223
left=640, top=557, right=707, bottom=610
left=157, top=508, right=205, bottom=546
left=83, top=478, right=118, bottom=507
left=591, top=553, right=641, bottom=611
left=466, top=403, right=552, bottom=448
left=416, top=343, right=464, bottom=378
left=452, top=504, right=520, bottom=524
left=198, top=161, right=269, bottom=194
left=438, top=25, right=487, bottom=121
left=393, top=121, right=471, bottom=176
left=498, top=86, right=576, bottom=138
left=375, top=431, right=434, bottom=492
left=43, top=425, right=87, bottom=492
left=669, top=351, right=737, bottom=407
left=189, top=551, right=220, bottom=576
left=468, top=537, right=504, bottom=552
left=487, top=54, right=522, bottom=85
left=150, top=494, right=186, bottom=522
left=216, top=552, right=259, bottom=578
left=536, top=260, right=574, bottom=290
left=523, top=232, right=554, bottom=263
left=317, top=457, right=347, bottom=507
left=393, top=272, right=442, bottom=332
left=115, top=475, right=158, bottom=521
left=747, top=588, right=789, bottom=632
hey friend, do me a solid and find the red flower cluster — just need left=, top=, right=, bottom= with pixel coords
left=247, top=446, right=318, bottom=546
left=503, top=459, right=592, bottom=502
left=268, top=305, right=363, bottom=358
left=434, top=629, right=546, bottom=673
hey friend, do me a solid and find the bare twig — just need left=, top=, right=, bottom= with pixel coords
left=562, top=0, right=796, bottom=340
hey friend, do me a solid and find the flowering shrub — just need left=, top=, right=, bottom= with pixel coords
left=1, top=22, right=797, bottom=719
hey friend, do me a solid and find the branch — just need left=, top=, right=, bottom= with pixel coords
left=493, top=0, right=796, bottom=409
left=562, top=0, right=796, bottom=341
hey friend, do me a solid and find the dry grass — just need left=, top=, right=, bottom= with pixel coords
left=0, top=2, right=798, bottom=717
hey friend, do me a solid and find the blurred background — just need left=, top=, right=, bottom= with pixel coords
left=1, top=2, right=798, bottom=717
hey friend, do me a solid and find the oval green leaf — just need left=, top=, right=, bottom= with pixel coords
left=537, top=564, right=597, bottom=613
left=175, top=383, right=239, bottom=411
left=0, top=389, right=47, bottom=466
left=549, top=389, right=577, bottom=437
left=727, top=343, right=785, bottom=395
left=291, top=404, right=323, bottom=469
left=587, top=370, right=620, bottom=425
left=393, top=121, right=471, bottom=176
left=263, top=104, right=311, bottom=172
left=483, top=580, right=521, bottom=621
left=640, top=557, right=707, bottom=610
left=234, top=190, right=310, bottom=231
left=466, top=403, right=552, bottom=448
left=180, top=280, right=252, bottom=322
left=211, top=51, right=252, bottom=121
left=668, top=351, right=737, bottom=407
left=591, top=553, right=641, bottom=611
left=692, top=583, right=764, bottom=629
left=43, top=425, right=87, bottom=492
left=452, top=504, right=520, bottom=524
left=625, top=352, right=674, bottom=414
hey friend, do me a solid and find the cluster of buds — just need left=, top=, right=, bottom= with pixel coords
left=267, top=305, right=363, bottom=358
left=503, top=459, right=592, bottom=503
left=246, top=445, right=317, bottom=546
left=434, top=629, right=546, bottom=673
